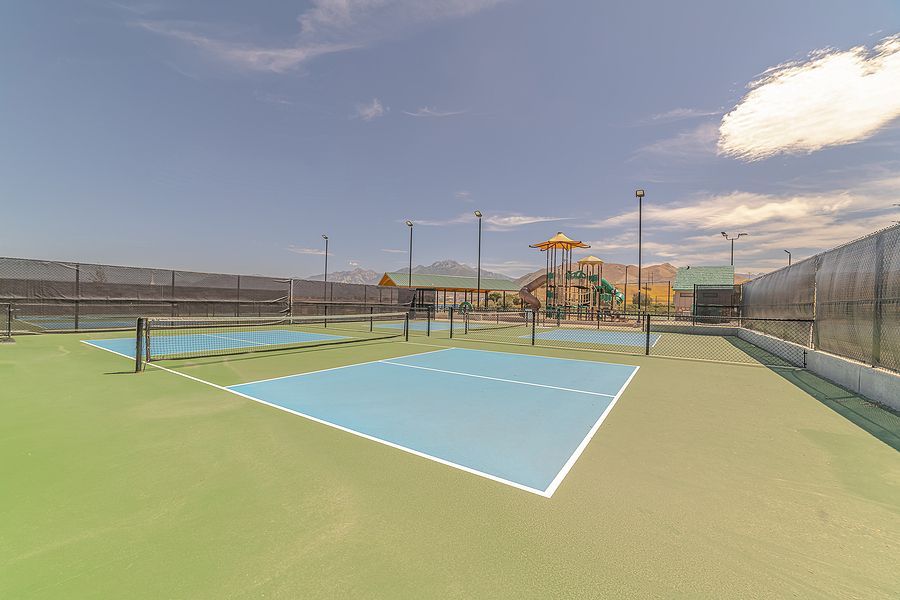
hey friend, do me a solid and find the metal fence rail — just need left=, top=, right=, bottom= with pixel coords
left=741, top=224, right=900, bottom=372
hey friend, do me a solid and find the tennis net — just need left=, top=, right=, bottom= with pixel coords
left=135, top=311, right=409, bottom=371
left=460, top=309, right=531, bottom=332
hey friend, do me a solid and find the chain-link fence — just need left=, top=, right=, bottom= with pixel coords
left=0, top=257, right=415, bottom=333
left=741, top=224, right=900, bottom=373
left=0, top=303, right=11, bottom=340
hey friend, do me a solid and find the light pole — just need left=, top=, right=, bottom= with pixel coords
left=784, top=249, right=791, bottom=266
left=720, top=231, right=748, bottom=266
left=636, top=189, right=644, bottom=309
left=406, top=221, right=413, bottom=288
left=321, top=234, right=329, bottom=302
left=474, top=210, right=483, bottom=308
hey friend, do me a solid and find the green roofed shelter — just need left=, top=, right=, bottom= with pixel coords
left=378, top=272, right=521, bottom=307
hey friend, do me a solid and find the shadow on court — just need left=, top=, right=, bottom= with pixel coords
left=771, top=366, right=900, bottom=451
left=722, top=336, right=899, bottom=451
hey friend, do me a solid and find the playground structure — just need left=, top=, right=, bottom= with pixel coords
left=522, top=233, right=625, bottom=315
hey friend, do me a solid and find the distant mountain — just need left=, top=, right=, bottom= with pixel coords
left=396, top=260, right=514, bottom=280
left=305, top=260, right=514, bottom=285
left=306, top=268, right=381, bottom=285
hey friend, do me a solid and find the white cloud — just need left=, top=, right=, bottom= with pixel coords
left=287, top=245, right=327, bottom=255
left=136, top=0, right=507, bottom=73
left=403, top=107, right=468, bottom=118
left=455, top=191, right=473, bottom=202
left=380, top=248, right=407, bottom=254
left=585, top=174, right=900, bottom=271
left=354, top=98, right=386, bottom=121
left=719, top=34, right=900, bottom=161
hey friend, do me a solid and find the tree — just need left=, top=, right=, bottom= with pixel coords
left=488, top=292, right=502, bottom=307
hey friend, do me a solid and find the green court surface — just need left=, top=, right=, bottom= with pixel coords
left=1, top=332, right=899, bottom=599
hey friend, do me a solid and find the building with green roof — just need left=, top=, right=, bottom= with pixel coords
left=672, top=266, right=735, bottom=314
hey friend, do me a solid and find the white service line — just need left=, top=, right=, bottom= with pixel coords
left=378, top=360, right=617, bottom=398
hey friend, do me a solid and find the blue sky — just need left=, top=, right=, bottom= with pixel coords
left=3, top=1, right=900, bottom=278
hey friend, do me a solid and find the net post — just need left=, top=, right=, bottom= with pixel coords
left=464, top=311, right=469, bottom=335
left=135, top=318, right=144, bottom=372
left=404, top=313, right=409, bottom=341
left=426, top=306, right=431, bottom=337
left=645, top=313, right=651, bottom=355
left=370, top=306, right=374, bottom=332
left=449, top=307, right=454, bottom=339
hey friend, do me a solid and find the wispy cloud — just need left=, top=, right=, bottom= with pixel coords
left=253, top=90, right=293, bottom=105
left=719, top=34, right=900, bottom=161
left=636, top=122, right=719, bottom=159
left=354, top=98, right=387, bottom=121
left=380, top=248, right=407, bottom=254
left=643, top=107, right=721, bottom=124
left=134, top=21, right=355, bottom=73
left=135, top=0, right=508, bottom=73
left=481, top=260, right=542, bottom=277
left=403, top=107, right=468, bottom=118
left=414, top=212, right=570, bottom=230
left=287, top=245, right=327, bottom=255
left=455, top=191, right=473, bottom=202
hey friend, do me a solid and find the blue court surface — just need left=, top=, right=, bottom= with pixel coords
left=228, top=348, right=638, bottom=496
left=86, top=329, right=347, bottom=359
left=527, top=328, right=661, bottom=347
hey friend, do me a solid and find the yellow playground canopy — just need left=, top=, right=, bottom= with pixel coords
left=528, top=232, right=590, bottom=251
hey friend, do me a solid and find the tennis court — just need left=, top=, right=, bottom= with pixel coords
left=3, top=311, right=899, bottom=599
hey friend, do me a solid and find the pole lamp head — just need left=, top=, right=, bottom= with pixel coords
left=721, top=231, right=727, bottom=238
left=474, top=210, right=482, bottom=218
left=739, top=232, right=749, bottom=238
left=322, top=234, right=328, bottom=240
left=405, top=220, right=413, bottom=227
left=635, top=189, right=645, bottom=198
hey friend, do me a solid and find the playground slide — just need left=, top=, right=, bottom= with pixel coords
left=518, top=273, right=547, bottom=311
left=600, top=278, right=625, bottom=304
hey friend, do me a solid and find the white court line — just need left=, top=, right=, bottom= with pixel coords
left=232, top=348, right=454, bottom=387
left=81, top=340, right=639, bottom=497
left=378, top=360, right=617, bottom=399
left=542, top=365, right=639, bottom=497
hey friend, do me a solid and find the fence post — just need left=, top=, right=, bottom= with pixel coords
left=449, top=307, right=454, bottom=339
left=74, top=263, right=80, bottom=331
left=404, top=313, right=409, bottom=341
left=427, top=306, right=431, bottom=337
left=135, top=318, right=144, bottom=372
left=369, top=306, right=374, bottom=332
left=531, top=309, right=536, bottom=346
left=645, top=313, right=651, bottom=355
left=872, top=232, right=884, bottom=366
